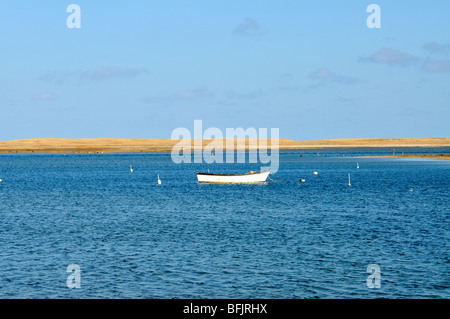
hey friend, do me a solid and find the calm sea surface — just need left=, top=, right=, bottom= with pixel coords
left=0, top=148, right=449, bottom=298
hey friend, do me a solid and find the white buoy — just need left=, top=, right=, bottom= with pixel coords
left=130, top=165, right=133, bottom=173
left=299, top=179, right=306, bottom=183
left=313, top=171, right=318, bottom=175
left=0, top=178, right=2, bottom=182
left=409, top=188, right=413, bottom=192
left=357, top=162, right=359, bottom=169
left=348, top=173, right=351, bottom=187
left=157, top=174, right=161, bottom=185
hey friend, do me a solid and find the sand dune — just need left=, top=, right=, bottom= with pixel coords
left=277, top=137, right=450, bottom=148
left=0, top=137, right=449, bottom=153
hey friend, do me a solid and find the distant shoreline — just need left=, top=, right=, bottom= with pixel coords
left=0, top=137, right=449, bottom=154
left=362, top=154, right=450, bottom=160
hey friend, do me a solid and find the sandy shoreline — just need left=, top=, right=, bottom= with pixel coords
left=363, top=154, right=450, bottom=160
left=0, top=137, right=449, bottom=154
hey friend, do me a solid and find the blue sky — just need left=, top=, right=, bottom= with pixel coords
left=0, top=0, right=449, bottom=140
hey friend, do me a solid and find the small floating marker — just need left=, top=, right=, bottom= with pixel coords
left=157, top=174, right=161, bottom=185
left=409, top=188, right=413, bottom=192
left=348, top=173, right=351, bottom=187
left=299, top=179, right=306, bottom=183
left=313, top=171, right=318, bottom=175
left=357, top=162, right=359, bottom=169
left=0, top=178, right=2, bottom=182
left=130, top=165, right=133, bottom=173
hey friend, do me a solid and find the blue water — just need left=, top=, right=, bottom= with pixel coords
left=0, top=148, right=449, bottom=298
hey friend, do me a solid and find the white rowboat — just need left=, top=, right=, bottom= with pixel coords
left=197, top=170, right=270, bottom=183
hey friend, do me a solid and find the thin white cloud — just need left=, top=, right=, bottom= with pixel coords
left=173, top=87, right=213, bottom=100
left=360, top=48, right=417, bottom=67
left=141, top=87, right=213, bottom=105
left=81, top=66, right=148, bottom=81
left=422, top=59, right=450, bottom=73
left=224, top=89, right=265, bottom=100
left=423, top=42, right=450, bottom=55
left=279, top=73, right=294, bottom=80
left=37, top=71, right=79, bottom=85
left=276, top=85, right=301, bottom=92
left=233, top=18, right=265, bottom=37
left=38, top=66, right=148, bottom=85
left=308, top=68, right=335, bottom=80
left=32, top=92, right=58, bottom=101
left=308, top=68, right=361, bottom=85
left=336, top=96, right=356, bottom=104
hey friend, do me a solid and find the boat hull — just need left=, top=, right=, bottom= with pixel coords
left=197, top=170, right=270, bottom=183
